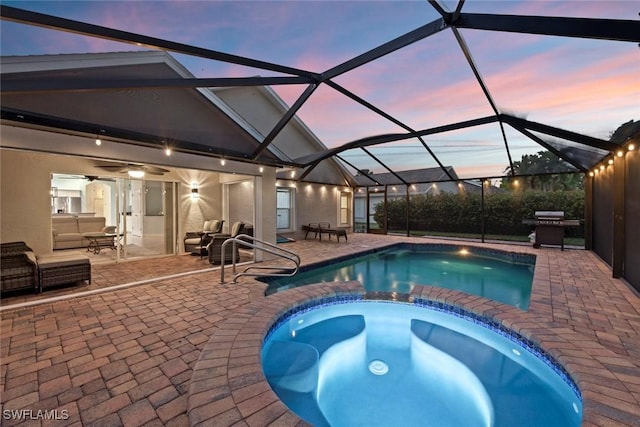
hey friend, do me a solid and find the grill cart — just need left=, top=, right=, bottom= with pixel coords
left=522, top=211, right=580, bottom=251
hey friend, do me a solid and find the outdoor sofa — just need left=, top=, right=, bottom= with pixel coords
left=52, top=216, right=110, bottom=249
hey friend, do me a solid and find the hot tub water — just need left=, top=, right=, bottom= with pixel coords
left=262, top=300, right=581, bottom=427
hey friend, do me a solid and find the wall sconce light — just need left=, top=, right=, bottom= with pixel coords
left=629, top=143, right=636, bottom=151
left=191, top=183, right=199, bottom=200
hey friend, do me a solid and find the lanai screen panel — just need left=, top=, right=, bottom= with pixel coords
left=1, top=1, right=638, bottom=183
left=331, top=29, right=497, bottom=132
left=287, top=83, right=411, bottom=157
left=423, top=124, right=512, bottom=179
left=461, top=22, right=639, bottom=141
left=339, top=148, right=385, bottom=179
left=362, top=140, right=442, bottom=177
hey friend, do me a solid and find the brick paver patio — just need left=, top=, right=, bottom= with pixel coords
left=1, top=234, right=639, bottom=426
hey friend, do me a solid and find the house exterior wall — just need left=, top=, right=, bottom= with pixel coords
left=0, top=149, right=54, bottom=255
left=221, top=177, right=255, bottom=232
left=214, top=86, right=351, bottom=186
left=177, top=168, right=224, bottom=241
left=277, top=180, right=351, bottom=238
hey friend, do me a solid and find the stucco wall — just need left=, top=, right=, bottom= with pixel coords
left=280, top=181, right=351, bottom=238
left=177, top=169, right=223, bottom=241
left=1, top=150, right=54, bottom=254
left=226, top=180, right=255, bottom=230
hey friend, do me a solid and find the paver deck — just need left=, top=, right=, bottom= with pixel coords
left=1, top=234, right=639, bottom=426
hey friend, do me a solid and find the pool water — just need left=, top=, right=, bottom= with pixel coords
left=262, top=300, right=582, bottom=427
left=264, top=246, right=534, bottom=309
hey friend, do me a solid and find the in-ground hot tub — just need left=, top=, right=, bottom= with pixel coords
left=262, top=298, right=582, bottom=427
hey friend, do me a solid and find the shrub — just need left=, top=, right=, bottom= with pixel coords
left=374, top=190, right=584, bottom=237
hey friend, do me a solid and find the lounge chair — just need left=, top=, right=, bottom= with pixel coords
left=303, top=222, right=347, bottom=242
left=183, top=220, right=224, bottom=255
left=206, top=221, right=247, bottom=264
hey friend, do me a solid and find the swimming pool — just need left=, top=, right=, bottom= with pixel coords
left=263, top=244, right=535, bottom=309
left=262, top=298, right=582, bottom=427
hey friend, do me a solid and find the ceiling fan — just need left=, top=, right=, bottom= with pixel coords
left=55, top=174, right=116, bottom=182
left=94, top=162, right=170, bottom=176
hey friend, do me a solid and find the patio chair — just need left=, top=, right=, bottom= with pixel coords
left=206, top=221, right=247, bottom=264
left=183, top=220, right=224, bottom=255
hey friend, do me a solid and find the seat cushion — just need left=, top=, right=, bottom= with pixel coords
left=55, top=233, right=82, bottom=243
left=77, top=217, right=106, bottom=233
left=230, top=222, right=244, bottom=237
left=52, top=217, right=79, bottom=234
left=37, top=254, right=90, bottom=268
left=184, top=237, right=203, bottom=246
left=206, top=220, right=221, bottom=233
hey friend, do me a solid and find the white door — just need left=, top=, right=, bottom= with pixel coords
left=130, top=180, right=143, bottom=237
left=276, top=188, right=293, bottom=230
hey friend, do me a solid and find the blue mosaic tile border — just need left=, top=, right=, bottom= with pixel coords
left=263, top=294, right=581, bottom=401
left=263, top=294, right=364, bottom=343
left=413, top=297, right=581, bottom=399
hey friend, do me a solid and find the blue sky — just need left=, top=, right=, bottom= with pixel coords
left=2, top=1, right=638, bottom=178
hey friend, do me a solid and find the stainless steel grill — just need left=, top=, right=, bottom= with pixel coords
left=523, top=211, right=579, bottom=250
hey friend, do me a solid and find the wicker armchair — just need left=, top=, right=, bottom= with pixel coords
left=206, top=221, right=246, bottom=265
left=1, top=242, right=38, bottom=295
left=183, top=220, right=224, bottom=254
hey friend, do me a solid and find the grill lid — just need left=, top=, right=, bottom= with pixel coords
left=535, top=211, right=565, bottom=220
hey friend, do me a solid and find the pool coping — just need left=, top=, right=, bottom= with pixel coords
left=188, top=279, right=633, bottom=426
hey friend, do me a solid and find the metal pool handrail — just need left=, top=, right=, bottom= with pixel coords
left=219, top=234, right=300, bottom=284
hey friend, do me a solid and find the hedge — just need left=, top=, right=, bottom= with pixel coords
left=374, top=190, right=585, bottom=237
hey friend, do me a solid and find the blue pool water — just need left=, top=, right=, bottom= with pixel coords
left=264, top=245, right=535, bottom=309
left=262, top=300, right=582, bottom=427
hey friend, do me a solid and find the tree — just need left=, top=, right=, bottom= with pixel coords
left=501, top=151, right=583, bottom=191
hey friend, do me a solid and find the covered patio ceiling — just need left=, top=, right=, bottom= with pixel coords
left=1, top=1, right=638, bottom=186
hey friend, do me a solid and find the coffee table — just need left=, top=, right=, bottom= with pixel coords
left=82, top=232, right=123, bottom=255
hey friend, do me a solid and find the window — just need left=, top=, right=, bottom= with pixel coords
left=339, top=191, right=351, bottom=225
left=276, top=187, right=294, bottom=230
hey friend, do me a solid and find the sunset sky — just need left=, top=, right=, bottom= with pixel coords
left=2, top=1, right=638, bottom=179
